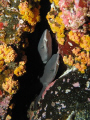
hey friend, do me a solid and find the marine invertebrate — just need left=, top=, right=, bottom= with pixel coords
left=5, top=115, right=11, bottom=120
left=2, top=76, right=19, bottom=94
left=0, top=0, right=41, bottom=45
left=62, top=31, right=90, bottom=73
left=14, top=63, right=26, bottom=77
left=0, top=0, right=23, bottom=45
left=0, top=46, right=27, bottom=119
left=0, top=43, right=27, bottom=96
left=49, top=0, right=60, bottom=6
left=18, top=1, right=40, bottom=33
left=0, top=44, right=17, bottom=73
left=68, top=31, right=90, bottom=51
left=46, top=7, right=65, bottom=45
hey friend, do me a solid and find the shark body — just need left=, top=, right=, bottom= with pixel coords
left=34, top=54, right=60, bottom=109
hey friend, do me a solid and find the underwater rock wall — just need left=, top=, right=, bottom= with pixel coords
left=0, top=0, right=90, bottom=120
left=0, top=0, right=41, bottom=119
left=46, top=0, right=90, bottom=73
left=28, top=68, right=90, bottom=120
left=28, top=0, right=90, bottom=120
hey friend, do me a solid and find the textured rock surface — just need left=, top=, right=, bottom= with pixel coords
left=28, top=67, right=90, bottom=120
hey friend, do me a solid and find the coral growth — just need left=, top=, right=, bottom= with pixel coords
left=0, top=0, right=40, bottom=45
left=46, top=0, right=90, bottom=73
left=0, top=46, right=27, bottom=94
left=0, top=0, right=41, bottom=118
left=0, top=0, right=40, bottom=95
left=68, top=31, right=90, bottom=51
left=14, top=62, right=26, bottom=77
left=2, top=76, right=19, bottom=94
left=19, top=1, right=40, bottom=33
left=49, top=0, right=59, bottom=6
left=0, top=44, right=17, bottom=73
left=46, top=7, right=65, bottom=45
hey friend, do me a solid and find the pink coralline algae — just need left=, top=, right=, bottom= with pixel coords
left=72, top=82, right=80, bottom=87
left=59, top=0, right=90, bottom=30
left=0, top=95, right=11, bottom=119
left=42, top=80, right=56, bottom=99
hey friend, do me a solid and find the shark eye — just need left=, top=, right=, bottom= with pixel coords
left=41, top=46, right=44, bottom=49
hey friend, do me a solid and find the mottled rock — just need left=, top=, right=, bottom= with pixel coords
left=28, top=67, right=90, bottom=120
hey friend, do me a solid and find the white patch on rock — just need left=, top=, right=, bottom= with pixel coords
left=59, top=67, right=77, bottom=78
left=68, top=42, right=73, bottom=46
left=65, top=89, right=71, bottom=93
left=86, top=81, right=90, bottom=88
left=61, top=103, right=66, bottom=108
left=66, top=111, right=75, bottom=120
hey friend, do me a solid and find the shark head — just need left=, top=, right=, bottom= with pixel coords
left=38, top=29, right=52, bottom=64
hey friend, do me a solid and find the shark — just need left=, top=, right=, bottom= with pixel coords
left=38, top=29, right=52, bottom=64
left=34, top=53, right=60, bottom=109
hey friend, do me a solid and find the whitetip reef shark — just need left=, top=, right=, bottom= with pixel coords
left=38, top=29, right=52, bottom=64
left=34, top=53, right=60, bottom=109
